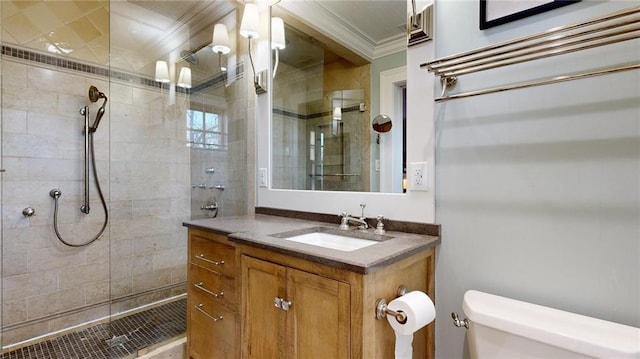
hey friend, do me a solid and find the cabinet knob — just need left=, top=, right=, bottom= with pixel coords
left=281, top=299, right=292, bottom=311
left=274, top=297, right=292, bottom=311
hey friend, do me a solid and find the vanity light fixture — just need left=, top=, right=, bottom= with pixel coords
left=271, top=17, right=285, bottom=79
left=240, top=2, right=267, bottom=94
left=155, top=60, right=170, bottom=83
left=212, top=23, right=231, bottom=72
left=177, top=67, right=192, bottom=89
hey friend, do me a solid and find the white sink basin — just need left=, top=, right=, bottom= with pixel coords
left=271, top=227, right=392, bottom=252
left=284, top=232, right=378, bottom=251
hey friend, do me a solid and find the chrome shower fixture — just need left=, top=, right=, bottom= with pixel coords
left=49, top=85, right=109, bottom=247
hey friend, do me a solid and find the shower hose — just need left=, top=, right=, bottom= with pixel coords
left=50, top=132, right=108, bottom=247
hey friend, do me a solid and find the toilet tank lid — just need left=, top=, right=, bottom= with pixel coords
left=463, top=290, right=640, bottom=358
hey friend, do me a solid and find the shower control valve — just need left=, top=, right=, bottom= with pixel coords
left=22, top=207, right=35, bottom=217
left=49, top=189, right=62, bottom=198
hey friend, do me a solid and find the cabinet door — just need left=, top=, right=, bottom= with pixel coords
left=286, top=268, right=351, bottom=359
left=241, top=255, right=287, bottom=359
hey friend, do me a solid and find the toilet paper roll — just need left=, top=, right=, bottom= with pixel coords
left=386, top=291, right=435, bottom=359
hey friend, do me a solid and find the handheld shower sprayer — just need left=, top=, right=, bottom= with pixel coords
left=50, top=85, right=109, bottom=247
left=88, top=86, right=107, bottom=132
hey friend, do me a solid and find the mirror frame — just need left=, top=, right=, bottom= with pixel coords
left=255, top=2, right=435, bottom=224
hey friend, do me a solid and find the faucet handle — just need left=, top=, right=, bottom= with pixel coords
left=338, top=212, right=350, bottom=230
left=374, top=215, right=386, bottom=235
left=359, top=203, right=366, bottom=218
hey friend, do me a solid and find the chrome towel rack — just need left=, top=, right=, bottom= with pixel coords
left=421, top=6, right=640, bottom=102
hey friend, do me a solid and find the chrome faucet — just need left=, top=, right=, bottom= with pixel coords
left=338, top=204, right=369, bottom=230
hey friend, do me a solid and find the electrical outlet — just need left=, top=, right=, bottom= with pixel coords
left=259, top=168, right=268, bottom=187
left=409, top=162, right=428, bottom=191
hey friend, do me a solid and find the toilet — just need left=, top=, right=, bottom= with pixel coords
left=462, top=290, right=640, bottom=359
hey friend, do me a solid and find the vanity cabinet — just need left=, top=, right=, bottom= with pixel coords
left=187, top=229, right=239, bottom=359
left=185, top=223, right=437, bottom=359
left=241, top=255, right=351, bottom=359
left=237, top=243, right=435, bottom=359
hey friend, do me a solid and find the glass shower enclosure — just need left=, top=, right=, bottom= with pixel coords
left=0, top=0, right=248, bottom=356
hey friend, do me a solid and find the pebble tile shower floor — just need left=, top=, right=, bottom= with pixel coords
left=1, top=298, right=186, bottom=359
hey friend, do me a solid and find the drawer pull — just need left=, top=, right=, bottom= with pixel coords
left=194, top=282, right=224, bottom=298
left=195, top=253, right=224, bottom=266
left=195, top=304, right=223, bottom=322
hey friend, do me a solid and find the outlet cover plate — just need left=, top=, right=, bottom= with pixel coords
left=409, top=162, right=428, bottom=191
left=259, top=168, right=268, bottom=187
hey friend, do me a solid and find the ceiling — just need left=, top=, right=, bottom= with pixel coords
left=1, top=0, right=407, bottom=78
left=274, top=0, right=408, bottom=63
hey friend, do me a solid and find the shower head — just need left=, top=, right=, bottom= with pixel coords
left=88, top=86, right=108, bottom=132
left=180, top=50, right=199, bottom=65
left=89, top=86, right=106, bottom=103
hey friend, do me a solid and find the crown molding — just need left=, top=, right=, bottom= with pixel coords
left=278, top=1, right=406, bottom=62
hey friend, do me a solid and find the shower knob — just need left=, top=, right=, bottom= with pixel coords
left=22, top=207, right=35, bottom=217
left=49, top=189, right=62, bottom=198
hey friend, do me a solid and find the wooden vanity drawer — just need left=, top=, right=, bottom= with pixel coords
left=189, top=263, right=237, bottom=310
left=189, top=289, right=238, bottom=359
left=190, top=234, right=235, bottom=277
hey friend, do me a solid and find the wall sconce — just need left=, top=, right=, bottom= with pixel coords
left=407, top=1, right=433, bottom=47
left=155, top=60, right=170, bottom=83
left=333, top=106, right=342, bottom=121
left=240, top=2, right=267, bottom=94
left=177, top=67, right=192, bottom=89
left=332, top=106, right=342, bottom=136
left=211, top=23, right=231, bottom=72
left=271, top=17, right=285, bottom=79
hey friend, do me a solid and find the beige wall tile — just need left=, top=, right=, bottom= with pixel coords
left=7, top=1, right=39, bottom=11
left=2, top=252, right=28, bottom=277
left=2, top=299, right=27, bottom=325
left=1, top=1, right=21, bottom=19
left=58, top=262, right=109, bottom=290
left=87, top=7, right=109, bottom=35
left=85, top=280, right=110, bottom=305
left=47, top=1, right=84, bottom=24
left=3, top=271, right=58, bottom=302
left=22, top=3, right=64, bottom=36
left=3, top=13, right=39, bottom=44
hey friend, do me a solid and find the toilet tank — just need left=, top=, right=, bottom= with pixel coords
left=462, top=290, right=640, bottom=359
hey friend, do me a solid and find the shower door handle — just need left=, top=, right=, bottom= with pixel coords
left=0, top=169, right=5, bottom=172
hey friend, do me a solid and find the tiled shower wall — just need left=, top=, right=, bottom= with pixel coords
left=272, top=58, right=371, bottom=192
left=189, top=78, right=249, bottom=220
left=271, top=60, right=320, bottom=190
left=0, top=53, right=189, bottom=346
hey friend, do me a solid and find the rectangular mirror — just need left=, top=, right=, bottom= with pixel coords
left=270, top=1, right=407, bottom=193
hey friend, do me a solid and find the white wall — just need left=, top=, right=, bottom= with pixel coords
left=433, top=1, right=639, bottom=358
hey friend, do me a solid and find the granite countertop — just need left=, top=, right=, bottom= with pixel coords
left=183, top=214, right=440, bottom=274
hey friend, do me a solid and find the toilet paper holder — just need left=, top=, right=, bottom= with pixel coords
left=375, top=285, right=409, bottom=324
